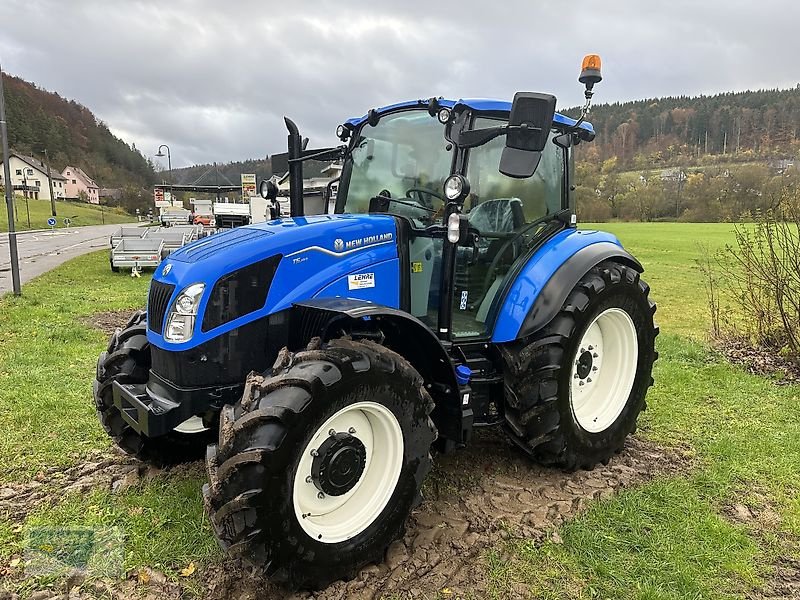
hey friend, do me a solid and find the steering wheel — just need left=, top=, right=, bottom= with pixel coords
left=406, top=187, right=446, bottom=208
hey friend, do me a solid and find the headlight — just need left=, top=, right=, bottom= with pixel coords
left=164, top=283, right=205, bottom=343
left=443, top=174, right=470, bottom=201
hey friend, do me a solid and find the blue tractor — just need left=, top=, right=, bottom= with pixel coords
left=93, top=55, right=657, bottom=587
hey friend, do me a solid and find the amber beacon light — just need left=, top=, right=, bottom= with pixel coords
left=579, top=54, right=603, bottom=90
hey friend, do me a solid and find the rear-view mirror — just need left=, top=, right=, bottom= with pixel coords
left=500, top=92, right=556, bottom=179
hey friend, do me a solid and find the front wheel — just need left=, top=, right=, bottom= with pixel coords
left=501, top=260, right=658, bottom=470
left=203, top=338, right=437, bottom=588
left=93, top=310, right=215, bottom=463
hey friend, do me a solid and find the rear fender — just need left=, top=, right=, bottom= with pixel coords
left=491, top=229, right=643, bottom=343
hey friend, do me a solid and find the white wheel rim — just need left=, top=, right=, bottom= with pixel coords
left=292, top=401, right=404, bottom=544
left=173, top=415, right=208, bottom=434
left=570, top=307, right=639, bottom=433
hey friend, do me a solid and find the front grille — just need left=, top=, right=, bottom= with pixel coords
left=148, top=280, right=176, bottom=334
left=202, top=255, right=282, bottom=332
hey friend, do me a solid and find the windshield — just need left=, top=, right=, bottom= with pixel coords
left=339, top=110, right=452, bottom=226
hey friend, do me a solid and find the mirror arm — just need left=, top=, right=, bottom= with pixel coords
left=568, top=88, right=595, bottom=133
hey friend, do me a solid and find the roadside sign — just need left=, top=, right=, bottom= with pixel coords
left=154, top=187, right=170, bottom=208
left=47, top=217, right=56, bottom=228
left=241, top=173, right=256, bottom=199
left=63, top=218, right=71, bottom=226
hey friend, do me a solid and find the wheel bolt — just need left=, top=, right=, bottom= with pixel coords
left=348, top=427, right=356, bottom=434
left=592, top=366, right=598, bottom=372
left=593, top=352, right=599, bottom=358
left=310, top=449, right=319, bottom=457
left=580, top=347, right=586, bottom=353
left=588, top=345, right=594, bottom=351
left=305, top=475, right=312, bottom=484
left=328, top=429, right=336, bottom=436
left=317, top=492, right=325, bottom=499
left=574, top=373, right=579, bottom=379
left=587, top=377, right=592, bottom=383
left=579, top=381, right=585, bottom=386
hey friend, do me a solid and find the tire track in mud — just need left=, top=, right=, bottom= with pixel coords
left=205, top=431, right=692, bottom=600
left=1, top=432, right=690, bottom=600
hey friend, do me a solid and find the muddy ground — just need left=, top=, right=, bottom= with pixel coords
left=1, top=431, right=692, bottom=600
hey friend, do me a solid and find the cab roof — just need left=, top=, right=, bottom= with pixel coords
left=345, top=97, right=594, bottom=134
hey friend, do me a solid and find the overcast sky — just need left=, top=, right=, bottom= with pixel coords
left=1, top=0, right=798, bottom=168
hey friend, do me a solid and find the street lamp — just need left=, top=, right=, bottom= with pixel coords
left=156, top=144, right=171, bottom=185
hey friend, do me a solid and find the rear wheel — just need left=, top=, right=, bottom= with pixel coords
left=203, top=338, right=437, bottom=588
left=93, top=310, right=215, bottom=463
left=501, top=260, right=658, bottom=470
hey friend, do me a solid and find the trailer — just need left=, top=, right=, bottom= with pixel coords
left=213, top=201, right=251, bottom=228
left=109, top=226, right=144, bottom=249
left=168, top=224, right=203, bottom=241
left=143, top=229, right=189, bottom=258
left=160, top=207, right=191, bottom=227
left=109, top=238, right=164, bottom=272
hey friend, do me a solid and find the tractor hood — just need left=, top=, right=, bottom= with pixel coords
left=147, top=214, right=400, bottom=350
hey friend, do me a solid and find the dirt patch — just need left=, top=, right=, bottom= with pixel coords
left=82, top=310, right=137, bottom=336
left=133, top=432, right=687, bottom=600
left=0, top=449, right=138, bottom=524
left=714, top=336, right=800, bottom=386
left=2, top=433, right=690, bottom=600
left=723, top=492, right=800, bottom=600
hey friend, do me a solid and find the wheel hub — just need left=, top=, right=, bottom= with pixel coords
left=575, top=350, right=594, bottom=379
left=311, top=432, right=367, bottom=496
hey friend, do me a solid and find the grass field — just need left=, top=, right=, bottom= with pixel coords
left=0, top=195, right=134, bottom=232
left=1, top=222, right=798, bottom=598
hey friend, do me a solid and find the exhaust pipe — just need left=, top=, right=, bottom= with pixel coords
left=285, top=117, right=304, bottom=217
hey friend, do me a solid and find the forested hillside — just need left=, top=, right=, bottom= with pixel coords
left=566, top=87, right=800, bottom=168
left=564, top=87, right=800, bottom=222
left=2, top=74, right=156, bottom=188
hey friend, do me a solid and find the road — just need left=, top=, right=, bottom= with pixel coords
left=0, top=223, right=140, bottom=295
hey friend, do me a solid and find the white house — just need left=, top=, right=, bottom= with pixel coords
left=0, top=152, right=67, bottom=201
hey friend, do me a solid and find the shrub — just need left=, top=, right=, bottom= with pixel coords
left=703, top=181, right=800, bottom=362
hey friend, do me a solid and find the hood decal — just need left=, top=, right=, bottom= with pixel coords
left=286, top=233, right=394, bottom=259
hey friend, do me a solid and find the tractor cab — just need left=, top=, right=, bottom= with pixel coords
left=331, top=96, right=594, bottom=339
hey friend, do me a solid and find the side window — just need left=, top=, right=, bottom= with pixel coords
left=465, top=121, right=564, bottom=231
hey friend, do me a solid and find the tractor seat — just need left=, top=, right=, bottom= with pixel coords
left=467, top=197, right=525, bottom=235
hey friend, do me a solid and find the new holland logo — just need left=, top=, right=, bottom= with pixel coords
left=162, top=263, right=172, bottom=276
left=333, top=238, right=344, bottom=252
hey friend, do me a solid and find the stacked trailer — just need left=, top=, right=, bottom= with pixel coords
left=110, top=238, right=164, bottom=273
left=109, top=227, right=145, bottom=272
left=143, top=229, right=189, bottom=258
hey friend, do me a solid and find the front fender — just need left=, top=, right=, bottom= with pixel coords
left=491, top=229, right=643, bottom=343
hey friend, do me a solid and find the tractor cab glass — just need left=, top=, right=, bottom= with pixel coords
left=341, top=111, right=452, bottom=226
left=338, top=105, right=567, bottom=339
left=451, top=119, right=565, bottom=338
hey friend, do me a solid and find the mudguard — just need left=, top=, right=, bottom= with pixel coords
left=491, top=229, right=643, bottom=343
left=292, top=297, right=464, bottom=444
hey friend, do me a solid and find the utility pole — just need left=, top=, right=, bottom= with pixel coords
left=0, top=61, right=22, bottom=295
left=43, top=148, right=56, bottom=216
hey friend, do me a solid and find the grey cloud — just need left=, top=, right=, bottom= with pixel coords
left=1, top=0, right=797, bottom=167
